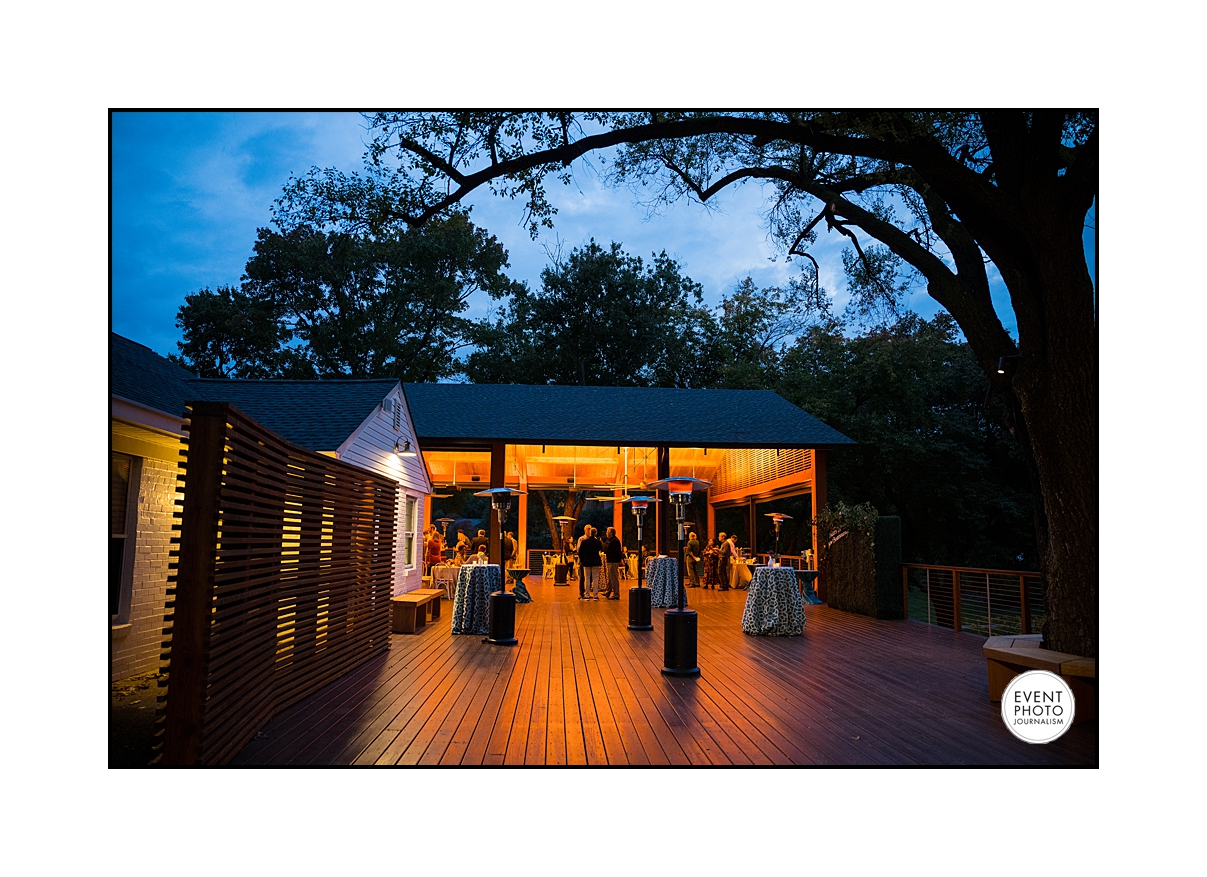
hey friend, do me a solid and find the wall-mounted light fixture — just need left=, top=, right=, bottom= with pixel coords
left=394, top=437, right=418, bottom=458
left=996, top=353, right=1023, bottom=374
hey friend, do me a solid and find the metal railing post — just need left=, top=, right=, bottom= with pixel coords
left=952, top=569, right=962, bottom=632
left=985, top=572, right=992, bottom=636
left=1020, top=575, right=1030, bottom=635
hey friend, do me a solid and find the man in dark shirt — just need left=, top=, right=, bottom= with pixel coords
left=470, top=529, right=489, bottom=556
left=603, top=526, right=624, bottom=599
left=577, top=526, right=605, bottom=600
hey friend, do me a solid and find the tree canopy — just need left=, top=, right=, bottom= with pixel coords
left=272, top=111, right=1097, bottom=657
left=463, top=239, right=715, bottom=387
left=174, top=213, right=522, bottom=381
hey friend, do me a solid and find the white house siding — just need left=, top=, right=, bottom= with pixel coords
left=336, top=385, right=432, bottom=596
left=111, top=456, right=181, bottom=681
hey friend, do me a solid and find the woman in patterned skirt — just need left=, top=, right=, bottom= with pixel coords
left=702, top=537, right=721, bottom=589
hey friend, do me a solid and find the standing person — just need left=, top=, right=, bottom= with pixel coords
left=603, top=526, right=624, bottom=599
left=501, top=529, right=516, bottom=571
left=470, top=528, right=489, bottom=555
left=717, top=531, right=733, bottom=591
left=424, top=525, right=444, bottom=574
left=577, top=525, right=604, bottom=600
left=703, top=537, right=720, bottom=588
left=685, top=530, right=702, bottom=588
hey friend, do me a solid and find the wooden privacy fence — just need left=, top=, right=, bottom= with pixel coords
left=159, top=402, right=398, bottom=765
left=902, top=563, right=1044, bottom=637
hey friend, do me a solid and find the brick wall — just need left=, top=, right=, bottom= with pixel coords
left=111, top=457, right=180, bottom=681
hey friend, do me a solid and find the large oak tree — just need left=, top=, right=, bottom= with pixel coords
left=275, top=111, right=1097, bottom=657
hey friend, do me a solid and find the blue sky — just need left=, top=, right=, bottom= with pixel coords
left=111, top=112, right=1087, bottom=359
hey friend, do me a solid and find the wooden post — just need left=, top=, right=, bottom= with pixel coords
left=489, top=442, right=504, bottom=567
left=748, top=496, right=758, bottom=556
left=162, top=402, right=226, bottom=765
left=812, top=449, right=827, bottom=601
left=952, top=569, right=963, bottom=632
left=1020, top=574, right=1031, bottom=635
left=613, top=488, right=623, bottom=542
left=518, top=488, right=528, bottom=570
left=707, top=495, right=716, bottom=542
left=656, top=445, right=670, bottom=556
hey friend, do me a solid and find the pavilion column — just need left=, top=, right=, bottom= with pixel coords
left=749, top=496, right=758, bottom=556
left=423, top=493, right=433, bottom=537
left=490, top=442, right=505, bottom=566
left=812, top=449, right=827, bottom=600
left=656, top=445, right=670, bottom=555
left=707, top=494, right=715, bottom=541
left=518, top=486, right=528, bottom=570
left=613, top=488, right=623, bottom=540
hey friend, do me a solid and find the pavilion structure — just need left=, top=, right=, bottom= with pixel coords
left=402, top=384, right=856, bottom=582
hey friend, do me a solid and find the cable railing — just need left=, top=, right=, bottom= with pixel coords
left=903, top=564, right=1044, bottom=637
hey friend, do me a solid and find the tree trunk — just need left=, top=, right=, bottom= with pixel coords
left=1003, top=224, right=1098, bottom=659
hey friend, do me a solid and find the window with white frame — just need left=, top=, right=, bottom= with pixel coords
left=111, top=452, right=140, bottom=623
left=404, top=496, right=418, bottom=568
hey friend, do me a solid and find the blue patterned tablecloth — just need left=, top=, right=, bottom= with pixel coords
left=741, top=566, right=806, bottom=636
left=646, top=556, right=686, bottom=608
left=451, top=564, right=502, bottom=635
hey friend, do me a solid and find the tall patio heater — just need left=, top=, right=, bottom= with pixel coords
left=620, top=495, right=660, bottom=631
left=552, top=515, right=576, bottom=586
left=436, top=516, right=457, bottom=561
left=474, top=487, right=525, bottom=646
left=648, top=477, right=711, bottom=677
left=764, top=512, right=793, bottom=565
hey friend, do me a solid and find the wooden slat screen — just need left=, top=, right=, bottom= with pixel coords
left=159, top=401, right=398, bottom=765
left=711, top=447, right=811, bottom=496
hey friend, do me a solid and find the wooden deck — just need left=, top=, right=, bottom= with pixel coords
left=232, top=576, right=1098, bottom=766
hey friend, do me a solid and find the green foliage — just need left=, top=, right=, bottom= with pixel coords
left=463, top=239, right=717, bottom=387
left=812, top=502, right=878, bottom=616
left=779, top=313, right=1035, bottom=569
left=175, top=213, right=522, bottom=381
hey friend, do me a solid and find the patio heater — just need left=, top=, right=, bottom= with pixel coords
left=648, top=477, right=711, bottom=677
left=474, top=487, right=525, bottom=646
left=552, top=515, right=576, bottom=586
left=620, top=495, right=660, bottom=631
left=764, top=512, right=792, bottom=566
left=436, top=516, right=457, bottom=560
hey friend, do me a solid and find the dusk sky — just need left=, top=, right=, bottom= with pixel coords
left=110, top=112, right=1065, bottom=360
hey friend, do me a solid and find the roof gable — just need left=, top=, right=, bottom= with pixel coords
left=187, top=379, right=400, bottom=451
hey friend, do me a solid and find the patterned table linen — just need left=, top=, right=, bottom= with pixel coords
left=646, top=556, right=686, bottom=608
left=741, top=566, right=806, bottom=636
left=451, top=564, right=502, bottom=635
left=509, top=569, right=533, bottom=603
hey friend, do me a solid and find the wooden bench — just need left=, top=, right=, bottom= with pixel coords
left=983, top=634, right=1096, bottom=724
left=391, top=589, right=444, bottom=634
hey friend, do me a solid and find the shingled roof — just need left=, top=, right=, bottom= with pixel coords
left=112, top=333, right=854, bottom=452
left=403, top=383, right=855, bottom=449
left=111, top=333, right=198, bottom=417
left=187, top=379, right=400, bottom=451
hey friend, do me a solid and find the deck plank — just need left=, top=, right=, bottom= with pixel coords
left=232, top=576, right=1098, bottom=766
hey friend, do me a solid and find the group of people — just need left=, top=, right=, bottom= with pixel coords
left=570, top=525, right=626, bottom=601
left=423, top=525, right=518, bottom=574
left=684, top=530, right=742, bottom=591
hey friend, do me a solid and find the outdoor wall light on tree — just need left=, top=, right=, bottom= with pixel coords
left=621, top=495, right=660, bottom=631
left=649, top=477, right=710, bottom=677
left=275, top=112, right=1098, bottom=658
left=474, top=487, right=525, bottom=646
